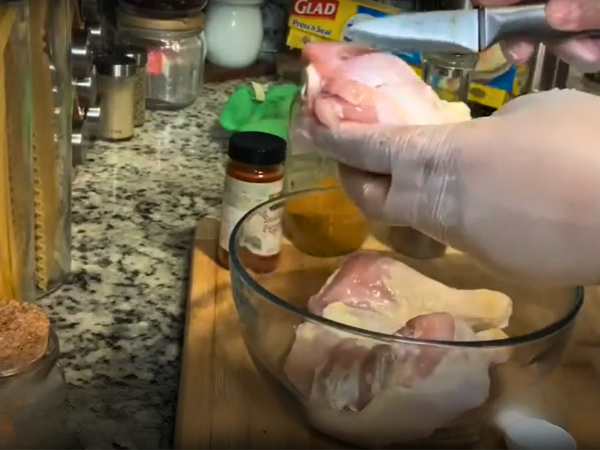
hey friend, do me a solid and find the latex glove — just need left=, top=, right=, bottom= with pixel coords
left=476, top=0, right=600, bottom=72
left=306, top=88, right=600, bottom=286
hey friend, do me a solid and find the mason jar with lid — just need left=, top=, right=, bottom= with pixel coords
left=0, top=0, right=36, bottom=303
left=115, top=9, right=207, bottom=110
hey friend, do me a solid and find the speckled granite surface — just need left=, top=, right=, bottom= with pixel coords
left=37, top=79, right=247, bottom=449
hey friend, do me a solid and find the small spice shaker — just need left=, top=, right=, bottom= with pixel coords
left=218, top=131, right=286, bottom=274
left=115, top=46, right=148, bottom=127
left=94, top=53, right=137, bottom=141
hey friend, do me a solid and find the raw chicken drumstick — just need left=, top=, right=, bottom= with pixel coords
left=284, top=253, right=513, bottom=446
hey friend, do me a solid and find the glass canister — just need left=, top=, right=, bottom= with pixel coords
left=282, top=91, right=370, bottom=258
left=29, top=0, right=74, bottom=297
left=421, top=52, right=479, bottom=103
left=115, top=9, right=206, bottom=110
left=384, top=52, right=478, bottom=261
left=0, top=302, right=76, bottom=448
left=0, top=0, right=36, bottom=303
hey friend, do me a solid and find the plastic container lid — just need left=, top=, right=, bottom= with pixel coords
left=228, top=131, right=286, bottom=167
left=496, top=411, right=577, bottom=450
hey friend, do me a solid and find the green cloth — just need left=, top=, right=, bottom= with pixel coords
left=219, top=83, right=300, bottom=140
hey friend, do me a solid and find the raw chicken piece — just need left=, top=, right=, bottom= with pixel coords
left=284, top=313, right=491, bottom=447
left=300, top=43, right=471, bottom=130
left=283, top=253, right=514, bottom=446
left=285, top=312, right=464, bottom=409
left=311, top=252, right=513, bottom=331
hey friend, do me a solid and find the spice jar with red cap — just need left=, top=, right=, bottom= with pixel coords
left=218, top=131, right=286, bottom=273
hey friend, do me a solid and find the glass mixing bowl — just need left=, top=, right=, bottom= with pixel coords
left=229, top=188, right=584, bottom=449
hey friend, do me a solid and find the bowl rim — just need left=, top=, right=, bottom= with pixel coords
left=229, top=187, right=585, bottom=349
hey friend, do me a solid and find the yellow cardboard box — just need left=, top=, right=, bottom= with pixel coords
left=286, top=0, right=399, bottom=49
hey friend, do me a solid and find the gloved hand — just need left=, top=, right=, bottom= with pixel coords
left=306, top=88, right=600, bottom=286
left=477, top=0, right=600, bottom=72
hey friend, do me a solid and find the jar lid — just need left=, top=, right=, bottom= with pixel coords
left=118, top=0, right=208, bottom=19
left=117, top=8, right=205, bottom=32
left=114, top=46, right=148, bottom=66
left=94, top=54, right=137, bottom=78
left=228, top=132, right=286, bottom=167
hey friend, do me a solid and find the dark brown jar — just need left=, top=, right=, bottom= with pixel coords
left=218, top=131, right=286, bottom=274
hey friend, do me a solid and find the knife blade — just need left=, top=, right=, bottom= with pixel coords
left=349, top=4, right=600, bottom=54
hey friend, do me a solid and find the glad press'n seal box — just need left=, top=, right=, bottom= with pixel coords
left=286, top=0, right=530, bottom=109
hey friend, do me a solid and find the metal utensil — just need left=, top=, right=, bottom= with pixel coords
left=83, top=106, right=101, bottom=138
left=71, top=29, right=93, bottom=78
left=524, top=43, right=570, bottom=93
left=73, top=68, right=98, bottom=109
left=350, top=4, right=600, bottom=54
left=81, top=0, right=102, bottom=21
left=87, top=22, right=105, bottom=55
left=72, top=123, right=91, bottom=167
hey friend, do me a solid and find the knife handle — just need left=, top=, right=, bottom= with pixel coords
left=481, top=4, right=600, bottom=49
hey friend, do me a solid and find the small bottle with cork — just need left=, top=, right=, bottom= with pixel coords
left=218, top=131, right=286, bottom=273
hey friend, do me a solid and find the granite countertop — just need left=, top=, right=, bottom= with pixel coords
left=38, top=80, right=243, bottom=449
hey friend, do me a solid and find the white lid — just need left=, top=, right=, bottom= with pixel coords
left=503, top=418, right=577, bottom=450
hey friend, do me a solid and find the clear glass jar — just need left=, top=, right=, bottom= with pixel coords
left=386, top=52, right=478, bottom=261
left=115, top=10, right=206, bottom=110
left=0, top=329, right=76, bottom=449
left=421, top=52, right=479, bottom=102
left=0, top=0, right=36, bottom=303
left=29, top=0, right=74, bottom=297
left=282, top=93, right=369, bottom=257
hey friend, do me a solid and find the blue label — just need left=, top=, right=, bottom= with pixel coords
left=356, top=5, right=388, bottom=16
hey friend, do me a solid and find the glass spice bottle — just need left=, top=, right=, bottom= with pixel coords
left=218, top=131, right=286, bottom=274
left=116, top=46, right=148, bottom=127
left=95, top=54, right=137, bottom=141
left=282, top=89, right=369, bottom=257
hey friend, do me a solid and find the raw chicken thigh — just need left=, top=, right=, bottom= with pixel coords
left=284, top=254, right=513, bottom=447
left=300, top=43, right=472, bottom=130
left=310, top=252, right=512, bottom=332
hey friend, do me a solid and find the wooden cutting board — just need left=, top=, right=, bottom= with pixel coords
left=174, top=218, right=600, bottom=449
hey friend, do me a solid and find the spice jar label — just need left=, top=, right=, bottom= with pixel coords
left=219, top=177, right=283, bottom=255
